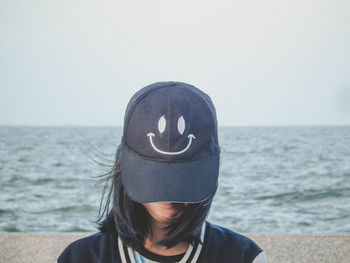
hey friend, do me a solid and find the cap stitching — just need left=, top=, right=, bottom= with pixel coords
left=169, top=86, right=173, bottom=153
left=123, top=83, right=172, bottom=144
left=183, top=88, right=217, bottom=140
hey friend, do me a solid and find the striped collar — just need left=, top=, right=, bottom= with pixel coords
left=117, top=221, right=206, bottom=263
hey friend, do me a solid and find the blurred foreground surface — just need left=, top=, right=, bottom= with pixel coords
left=0, top=233, right=350, bottom=263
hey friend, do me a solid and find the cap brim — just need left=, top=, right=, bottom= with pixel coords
left=120, top=144, right=219, bottom=203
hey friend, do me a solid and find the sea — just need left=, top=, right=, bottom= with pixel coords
left=0, top=126, right=349, bottom=233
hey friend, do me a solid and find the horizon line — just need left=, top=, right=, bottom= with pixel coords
left=1, top=124, right=350, bottom=128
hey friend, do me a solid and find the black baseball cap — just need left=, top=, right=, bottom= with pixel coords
left=120, top=81, right=220, bottom=203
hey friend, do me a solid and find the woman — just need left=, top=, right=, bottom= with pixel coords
left=58, top=81, right=267, bottom=263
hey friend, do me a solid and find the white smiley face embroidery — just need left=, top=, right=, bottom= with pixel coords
left=147, top=115, right=196, bottom=155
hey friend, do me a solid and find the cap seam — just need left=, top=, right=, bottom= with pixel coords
left=169, top=86, right=173, bottom=153
left=183, top=87, right=217, bottom=140
left=123, top=82, right=174, bottom=144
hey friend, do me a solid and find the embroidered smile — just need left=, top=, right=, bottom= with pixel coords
left=147, top=115, right=196, bottom=155
left=147, top=133, right=196, bottom=155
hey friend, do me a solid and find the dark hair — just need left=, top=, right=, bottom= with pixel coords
left=94, top=144, right=217, bottom=251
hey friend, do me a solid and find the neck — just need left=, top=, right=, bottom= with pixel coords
left=144, top=217, right=189, bottom=256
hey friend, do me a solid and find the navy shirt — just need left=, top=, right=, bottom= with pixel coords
left=58, top=221, right=267, bottom=263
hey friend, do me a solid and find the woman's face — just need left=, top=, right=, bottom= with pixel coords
left=143, top=202, right=188, bottom=224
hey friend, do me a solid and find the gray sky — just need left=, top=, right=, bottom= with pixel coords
left=1, top=0, right=350, bottom=126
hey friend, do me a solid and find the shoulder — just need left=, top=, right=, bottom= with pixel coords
left=205, top=221, right=261, bottom=250
left=201, top=221, right=266, bottom=263
left=57, top=232, right=116, bottom=263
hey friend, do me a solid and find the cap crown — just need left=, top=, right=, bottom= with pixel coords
left=122, top=82, right=219, bottom=161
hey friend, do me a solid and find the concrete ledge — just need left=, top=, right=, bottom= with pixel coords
left=0, top=233, right=349, bottom=263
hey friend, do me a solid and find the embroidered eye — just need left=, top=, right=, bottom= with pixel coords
left=158, top=115, right=166, bottom=134
left=177, top=116, right=185, bottom=135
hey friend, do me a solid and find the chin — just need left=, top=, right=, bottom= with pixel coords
left=144, top=202, right=187, bottom=223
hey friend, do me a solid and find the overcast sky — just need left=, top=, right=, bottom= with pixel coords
left=1, top=0, right=349, bottom=126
